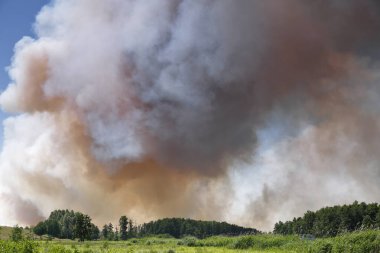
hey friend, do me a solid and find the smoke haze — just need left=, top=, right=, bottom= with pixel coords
left=1, top=0, right=380, bottom=230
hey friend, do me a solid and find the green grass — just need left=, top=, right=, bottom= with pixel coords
left=0, top=229, right=379, bottom=252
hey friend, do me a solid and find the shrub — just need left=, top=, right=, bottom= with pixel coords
left=181, top=236, right=197, bottom=246
left=10, top=225, right=23, bottom=242
left=233, top=236, right=255, bottom=249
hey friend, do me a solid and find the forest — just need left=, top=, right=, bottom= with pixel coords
left=138, top=218, right=258, bottom=238
left=32, top=201, right=380, bottom=242
left=32, top=210, right=257, bottom=241
left=274, top=201, right=380, bottom=237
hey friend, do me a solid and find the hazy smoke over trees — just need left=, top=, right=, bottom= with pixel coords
left=1, top=0, right=380, bottom=230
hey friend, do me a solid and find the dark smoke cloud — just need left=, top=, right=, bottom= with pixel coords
left=1, top=193, right=44, bottom=225
left=0, top=0, right=380, bottom=230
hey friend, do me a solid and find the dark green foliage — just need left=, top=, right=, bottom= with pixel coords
left=128, top=219, right=136, bottom=238
left=33, top=221, right=46, bottom=236
left=61, top=211, right=76, bottom=239
left=89, top=223, right=100, bottom=240
left=46, top=219, right=60, bottom=237
left=376, top=210, right=380, bottom=227
left=274, top=201, right=380, bottom=237
left=107, top=223, right=114, bottom=240
left=118, top=215, right=135, bottom=240
left=101, top=224, right=109, bottom=240
left=102, top=223, right=115, bottom=240
left=74, top=212, right=92, bottom=241
left=362, top=215, right=373, bottom=229
left=34, top=210, right=257, bottom=241
left=114, top=226, right=119, bottom=241
left=101, top=222, right=122, bottom=241
left=32, top=209, right=99, bottom=241
left=139, top=218, right=258, bottom=238
left=119, top=216, right=128, bottom=240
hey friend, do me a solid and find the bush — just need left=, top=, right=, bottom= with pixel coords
left=181, top=236, right=198, bottom=246
left=233, top=236, right=255, bottom=249
left=10, top=225, right=23, bottom=242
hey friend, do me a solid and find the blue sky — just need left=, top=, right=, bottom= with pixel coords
left=0, top=0, right=50, bottom=145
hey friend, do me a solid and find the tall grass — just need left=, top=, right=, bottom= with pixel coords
left=0, top=229, right=378, bottom=252
left=185, top=230, right=380, bottom=252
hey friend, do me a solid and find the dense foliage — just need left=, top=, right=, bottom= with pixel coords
left=138, top=218, right=258, bottom=238
left=274, top=201, right=380, bottom=237
left=32, top=210, right=257, bottom=241
left=33, top=210, right=99, bottom=241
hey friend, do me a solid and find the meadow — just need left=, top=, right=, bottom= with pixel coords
left=0, top=229, right=379, bottom=253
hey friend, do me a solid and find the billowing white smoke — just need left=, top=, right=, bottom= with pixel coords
left=1, top=0, right=380, bottom=230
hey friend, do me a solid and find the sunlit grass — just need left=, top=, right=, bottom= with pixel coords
left=0, top=229, right=379, bottom=252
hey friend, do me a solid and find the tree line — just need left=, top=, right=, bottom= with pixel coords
left=33, top=210, right=257, bottom=241
left=33, top=210, right=99, bottom=241
left=100, top=215, right=138, bottom=241
left=274, top=201, right=380, bottom=237
left=138, top=218, right=258, bottom=238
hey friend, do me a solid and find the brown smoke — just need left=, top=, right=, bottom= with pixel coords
left=1, top=0, right=380, bottom=230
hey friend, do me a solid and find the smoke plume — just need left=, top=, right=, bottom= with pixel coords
left=1, top=0, right=380, bottom=230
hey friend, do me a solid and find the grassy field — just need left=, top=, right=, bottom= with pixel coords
left=0, top=229, right=379, bottom=252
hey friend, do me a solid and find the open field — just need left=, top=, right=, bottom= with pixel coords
left=0, top=229, right=379, bottom=253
